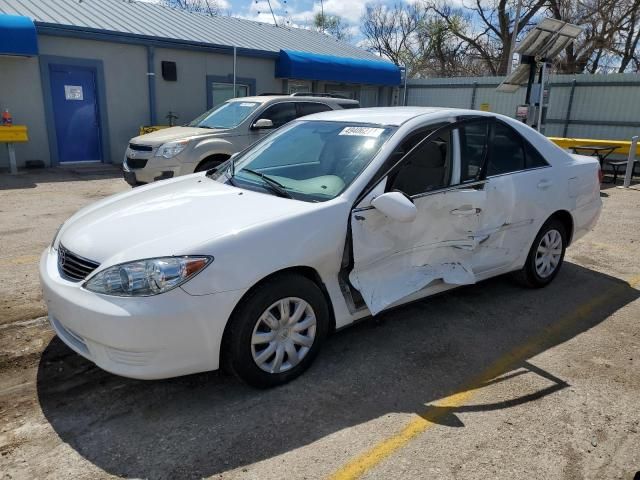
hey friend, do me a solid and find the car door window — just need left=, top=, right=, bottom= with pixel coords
left=487, top=122, right=526, bottom=176
left=386, top=129, right=452, bottom=197
left=459, top=121, right=490, bottom=182
left=297, top=102, right=332, bottom=117
left=524, top=140, right=549, bottom=169
left=257, top=103, right=297, bottom=128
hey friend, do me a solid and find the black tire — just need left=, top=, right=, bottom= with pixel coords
left=194, top=158, right=224, bottom=173
left=516, top=218, right=567, bottom=288
left=222, top=274, right=330, bottom=388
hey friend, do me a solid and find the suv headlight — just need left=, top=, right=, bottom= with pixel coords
left=84, top=256, right=212, bottom=296
left=155, top=140, right=189, bottom=159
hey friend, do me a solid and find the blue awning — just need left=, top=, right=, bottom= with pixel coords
left=0, top=14, right=38, bottom=56
left=276, top=50, right=401, bottom=86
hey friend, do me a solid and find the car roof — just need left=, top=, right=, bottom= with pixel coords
left=228, top=95, right=359, bottom=105
left=298, top=106, right=493, bottom=126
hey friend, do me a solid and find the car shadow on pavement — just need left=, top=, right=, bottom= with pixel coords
left=0, top=166, right=124, bottom=190
left=36, top=262, right=639, bottom=479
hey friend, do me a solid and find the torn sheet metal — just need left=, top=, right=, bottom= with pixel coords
left=349, top=257, right=475, bottom=315
left=349, top=187, right=486, bottom=315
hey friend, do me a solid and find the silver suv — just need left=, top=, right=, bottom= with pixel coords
left=123, top=94, right=359, bottom=186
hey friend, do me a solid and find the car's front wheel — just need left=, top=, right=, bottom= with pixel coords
left=517, top=218, right=567, bottom=288
left=223, top=274, right=330, bottom=388
left=194, top=158, right=224, bottom=173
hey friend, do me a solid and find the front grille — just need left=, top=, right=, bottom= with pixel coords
left=128, top=143, right=153, bottom=152
left=58, top=244, right=100, bottom=282
left=126, top=157, right=148, bottom=169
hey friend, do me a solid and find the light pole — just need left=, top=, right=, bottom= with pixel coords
left=507, top=0, right=524, bottom=75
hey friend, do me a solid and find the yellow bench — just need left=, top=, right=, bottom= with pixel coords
left=0, top=125, right=29, bottom=143
left=0, top=125, right=29, bottom=174
left=548, top=137, right=640, bottom=156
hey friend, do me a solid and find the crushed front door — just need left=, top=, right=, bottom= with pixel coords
left=348, top=116, right=493, bottom=315
left=349, top=186, right=487, bottom=315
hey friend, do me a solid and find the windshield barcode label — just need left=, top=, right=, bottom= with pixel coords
left=339, top=127, right=385, bottom=138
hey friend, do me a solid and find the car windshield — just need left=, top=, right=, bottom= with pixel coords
left=210, top=120, right=395, bottom=202
left=188, top=101, right=261, bottom=129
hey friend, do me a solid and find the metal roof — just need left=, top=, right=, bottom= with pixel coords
left=0, top=0, right=382, bottom=61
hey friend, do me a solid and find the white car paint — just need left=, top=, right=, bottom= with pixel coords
left=40, top=107, right=602, bottom=380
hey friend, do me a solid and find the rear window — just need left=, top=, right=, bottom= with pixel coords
left=524, top=141, right=549, bottom=168
left=297, top=102, right=332, bottom=117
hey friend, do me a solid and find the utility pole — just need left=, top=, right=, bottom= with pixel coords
left=267, top=0, right=278, bottom=26
left=507, top=0, right=523, bottom=75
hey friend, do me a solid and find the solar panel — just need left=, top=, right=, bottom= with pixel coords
left=497, top=18, right=582, bottom=92
left=496, top=64, right=530, bottom=92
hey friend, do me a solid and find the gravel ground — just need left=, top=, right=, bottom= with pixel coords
left=0, top=170, right=638, bottom=480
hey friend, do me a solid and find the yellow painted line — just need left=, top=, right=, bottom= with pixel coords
left=0, top=254, right=41, bottom=266
left=329, top=274, right=640, bottom=480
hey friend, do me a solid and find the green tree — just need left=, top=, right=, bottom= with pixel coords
left=313, top=12, right=352, bottom=41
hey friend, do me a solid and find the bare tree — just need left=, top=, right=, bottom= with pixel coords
left=313, top=12, right=352, bottom=41
left=549, top=0, right=640, bottom=73
left=429, top=0, right=548, bottom=76
left=360, top=3, right=429, bottom=75
left=361, top=2, right=490, bottom=77
left=615, top=7, right=640, bottom=72
left=364, top=0, right=640, bottom=78
left=161, top=0, right=220, bottom=16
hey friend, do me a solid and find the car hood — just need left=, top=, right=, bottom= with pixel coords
left=58, top=174, right=318, bottom=267
left=130, top=126, right=228, bottom=146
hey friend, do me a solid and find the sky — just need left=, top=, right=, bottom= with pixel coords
left=216, top=0, right=379, bottom=38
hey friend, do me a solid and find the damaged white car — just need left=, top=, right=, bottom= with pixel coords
left=40, top=107, right=602, bottom=387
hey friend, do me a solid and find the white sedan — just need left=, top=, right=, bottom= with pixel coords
left=40, top=107, right=602, bottom=387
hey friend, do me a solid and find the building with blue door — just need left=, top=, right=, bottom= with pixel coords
left=0, top=0, right=401, bottom=169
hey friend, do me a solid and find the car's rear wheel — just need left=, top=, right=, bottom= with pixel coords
left=517, top=219, right=567, bottom=288
left=223, top=274, right=329, bottom=388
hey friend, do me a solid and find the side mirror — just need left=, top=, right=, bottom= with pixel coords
left=252, top=118, right=274, bottom=129
left=371, top=191, right=417, bottom=222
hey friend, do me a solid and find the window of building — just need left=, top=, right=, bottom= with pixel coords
left=288, top=80, right=312, bottom=94
left=211, top=82, right=249, bottom=108
left=325, top=84, right=359, bottom=100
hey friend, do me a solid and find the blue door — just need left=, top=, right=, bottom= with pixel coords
left=50, top=65, right=102, bottom=163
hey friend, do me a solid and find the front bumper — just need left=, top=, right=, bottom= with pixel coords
left=39, top=249, right=246, bottom=380
left=123, top=169, right=142, bottom=187
left=123, top=152, right=191, bottom=186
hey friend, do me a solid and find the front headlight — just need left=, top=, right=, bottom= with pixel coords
left=155, top=140, right=189, bottom=159
left=84, top=256, right=212, bottom=296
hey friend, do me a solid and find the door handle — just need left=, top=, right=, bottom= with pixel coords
left=537, top=179, right=553, bottom=190
left=450, top=206, right=481, bottom=216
